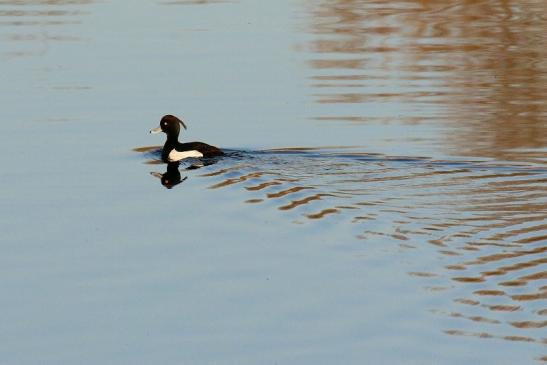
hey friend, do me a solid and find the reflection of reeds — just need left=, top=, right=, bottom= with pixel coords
left=303, top=0, right=547, bottom=161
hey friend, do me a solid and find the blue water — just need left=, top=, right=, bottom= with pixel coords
left=1, top=1, right=546, bottom=364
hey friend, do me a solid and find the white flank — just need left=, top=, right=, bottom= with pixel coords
left=168, top=149, right=204, bottom=161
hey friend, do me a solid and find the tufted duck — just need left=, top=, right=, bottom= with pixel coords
left=150, top=115, right=224, bottom=162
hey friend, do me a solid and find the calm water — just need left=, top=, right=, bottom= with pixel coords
left=1, top=0, right=546, bottom=364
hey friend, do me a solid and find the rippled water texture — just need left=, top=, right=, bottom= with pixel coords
left=139, top=145, right=547, bottom=355
left=297, top=3, right=547, bottom=360
left=1, top=0, right=546, bottom=364
left=304, top=0, right=547, bottom=161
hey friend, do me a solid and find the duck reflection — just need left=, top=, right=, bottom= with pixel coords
left=150, top=162, right=187, bottom=189
left=149, top=158, right=223, bottom=189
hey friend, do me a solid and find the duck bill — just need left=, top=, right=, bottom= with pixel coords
left=149, top=126, right=162, bottom=134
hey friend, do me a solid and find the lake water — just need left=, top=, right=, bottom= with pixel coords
left=1, top=0, right=546, bottom=364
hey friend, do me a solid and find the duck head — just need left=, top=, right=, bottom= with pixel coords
left=150, top=115, right=187, bottom=139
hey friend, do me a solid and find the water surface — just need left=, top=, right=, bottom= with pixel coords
left=1, top=0, right=546, bottom=364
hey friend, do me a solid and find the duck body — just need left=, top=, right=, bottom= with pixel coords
left=150, top=114, right=224, bottom=163
left=162, top=141, right=224, bottom=162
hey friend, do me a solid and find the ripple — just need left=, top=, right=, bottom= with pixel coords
left=164, top=146, right=546, bottom=358
left=0, top=0, right=94, bottom=57
left=299, top=0, right=547, bottom=162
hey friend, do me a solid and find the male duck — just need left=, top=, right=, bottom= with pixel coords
left=150, top=115, right=224, bottom=162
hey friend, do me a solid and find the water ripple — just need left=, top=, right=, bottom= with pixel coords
left=300, top=0, right=547, bottom=162
left=155, top=146, right=547, bottom=360
left=0, top=0, right=94, bottom=58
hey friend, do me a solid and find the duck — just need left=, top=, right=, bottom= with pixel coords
left=150, top=114, right=224, bottom=162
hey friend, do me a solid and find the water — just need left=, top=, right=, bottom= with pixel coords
left=1, top=0, right=546, bottom=364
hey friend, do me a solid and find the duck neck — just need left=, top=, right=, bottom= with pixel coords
left=166, top=133, right=179, bottom=144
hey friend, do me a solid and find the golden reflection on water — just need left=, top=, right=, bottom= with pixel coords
left=302, top=0, right=547, bottom=163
